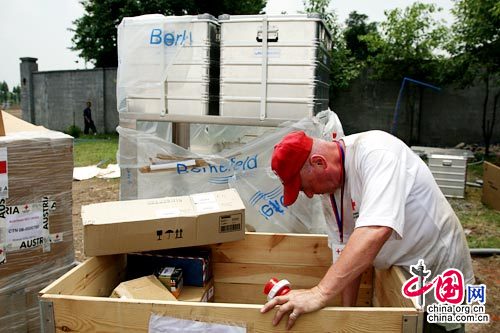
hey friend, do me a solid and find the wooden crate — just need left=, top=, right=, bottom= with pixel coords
left=39, top=233, right=423, bottom=332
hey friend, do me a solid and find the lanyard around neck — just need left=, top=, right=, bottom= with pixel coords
left=329, top=141, right=345, bottom=242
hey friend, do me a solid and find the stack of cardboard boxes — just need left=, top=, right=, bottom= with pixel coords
left=81, top=188, right=245, bottom=302
left=0, top=112, right=74, bottom=331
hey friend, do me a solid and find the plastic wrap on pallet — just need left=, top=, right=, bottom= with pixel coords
left=188, top=108, right=343, bottom=153
left=0, top=113, right=75, bottom=332
left=117, top=14, right=220, bottom=115
left=117, top=110, right=344, bottom=234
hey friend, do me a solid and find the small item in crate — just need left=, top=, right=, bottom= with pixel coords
left=110, top=275, right=178, bottom=301
left=127, top=247, right=212, bottom=287
left=158, top=266, right=183, bottom=298
left=263, top=278, right=291, bottom=301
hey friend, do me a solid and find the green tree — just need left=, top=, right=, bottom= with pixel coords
left=0, top=81, right=8, bottom=104
left=71, top=0, right=266, bottom=67
left=447, top=0, right=500, bottom=156
left=361, top=2, right=449, bottom=81
left=11, top=86, right=21, bottom=105
left=360, top=3, right=449, bottom=144
left=343, top=11, right=378, bottom=61
left=302, top=0, right=361, bottom=99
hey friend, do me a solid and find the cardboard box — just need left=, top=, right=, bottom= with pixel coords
left=110, top=275, right=177, bottom=301
left=0, top=111, right=74, bottom=331
left=158, top=267, right=183, bottom=297
left=82, top=189, right=245, bottom=256
left=482, top=161, right=500, bottom=211
left=178, top=278, right=214, bottom=302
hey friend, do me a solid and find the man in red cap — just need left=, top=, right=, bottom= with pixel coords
left=262, top=130, right=473, bottom=333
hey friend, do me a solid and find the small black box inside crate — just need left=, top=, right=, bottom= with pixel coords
left=127, top=247, right=212, bottom=287
left=158, top=266, right=183, bottom=297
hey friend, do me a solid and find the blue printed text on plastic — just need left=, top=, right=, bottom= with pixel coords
left=176, top=155, right=257, bottom=175
left=150, top=29, right=193, bottom=46
left=250, top=187, right=287, bottom=219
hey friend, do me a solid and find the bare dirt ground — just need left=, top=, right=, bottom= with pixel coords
left=71, top=177, right=498, bottom=332
left=4, top=108, right=22, bottom=118
left=72, top=178, right=120, bottom=261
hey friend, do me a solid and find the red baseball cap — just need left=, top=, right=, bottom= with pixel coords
left=271, top=131, right=313, bottom=206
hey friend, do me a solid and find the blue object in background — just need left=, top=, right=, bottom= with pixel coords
left=391, top=77, right=441, bottom=135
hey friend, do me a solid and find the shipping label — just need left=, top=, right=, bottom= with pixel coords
left=1, top=197, right=56, bottom=252
left=219, top=214, right=242, bottom=233
left=192, top=192, right=219, bottom=212
left=5, top=202, right=43, bottom=251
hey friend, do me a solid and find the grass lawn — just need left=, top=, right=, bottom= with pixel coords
left=449, top=156, right=500, bottom=249
left=73, top=133, right=119, bottom=167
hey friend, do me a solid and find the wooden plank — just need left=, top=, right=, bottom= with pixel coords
left=213, top=282, right=373, bottom=307
left=372, top=267, right=415, bottom=308
left=213, top=262, right=373, bottom=306
left=40, top=255, right=126, bottom=297
left=213, top=262, right=330, bottom=285
left=211, top=233, right=332, bottom=266
left=43, top=295, right=417, bottom=333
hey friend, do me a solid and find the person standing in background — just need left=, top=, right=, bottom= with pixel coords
left=83, top=101, right=97, bottom=135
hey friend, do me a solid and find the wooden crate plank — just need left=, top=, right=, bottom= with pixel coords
left=211, top=233, right=332, bottom=266
left=213, top=263, right=373, bottom=306
left=213, top=282, right=373, bottom=307
left=40, top=255, right=126, bottom=297
left=44, top=296, right=417, bottom=333
left=373, top=267, right=415, bottom=308
left=213, top=262, right=330, bottom=285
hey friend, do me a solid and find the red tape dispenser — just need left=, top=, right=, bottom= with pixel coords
left=263, top=277, right=291, bottom=301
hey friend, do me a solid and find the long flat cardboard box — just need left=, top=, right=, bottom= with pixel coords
left=82, top=189, right=245, bottom=256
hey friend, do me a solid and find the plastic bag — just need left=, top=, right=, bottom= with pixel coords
left=117, top=110, right=345, bottom=233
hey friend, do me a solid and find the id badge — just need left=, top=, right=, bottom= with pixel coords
left=332, top=244, right=345, bottom=263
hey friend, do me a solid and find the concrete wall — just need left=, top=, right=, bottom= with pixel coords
left=21, top=58, right=117, bottom=134
left=332, top=71, right=499, bottom=146
left=20, top=58, right=498, bottom=146
left=20, top=57, right=38, bottom=124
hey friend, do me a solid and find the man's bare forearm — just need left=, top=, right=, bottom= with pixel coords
left=317, top=226, right=392, bottom=301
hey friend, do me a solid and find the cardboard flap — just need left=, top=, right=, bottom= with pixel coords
left=0, top=110, right=47, bottom=134
left=0, top=112, right=5, bottom=136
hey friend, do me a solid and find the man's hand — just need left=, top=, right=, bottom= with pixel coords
left=260, top=286, right=328, bottom=330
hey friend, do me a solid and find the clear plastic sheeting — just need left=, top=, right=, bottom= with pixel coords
left=149, top=314, right=246, bottom=333
left=118, top=110, right=344, bottom=234
left=189, top=123, right=274, bottom=154
left=0, top=126, right=75, bottom=331
left=117, top=14, right=220, bottom=115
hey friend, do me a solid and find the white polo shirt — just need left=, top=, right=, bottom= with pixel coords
left=326, top=131, right=474, bottom=302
